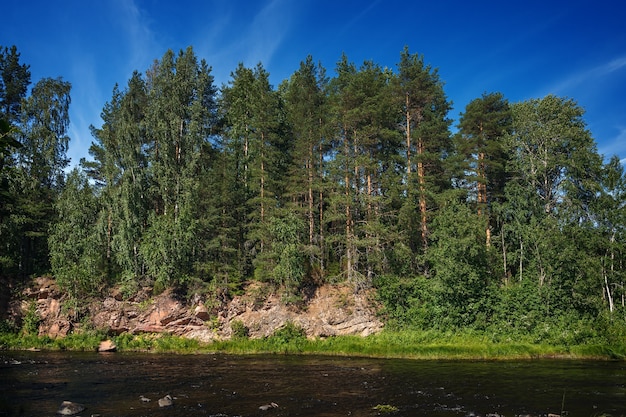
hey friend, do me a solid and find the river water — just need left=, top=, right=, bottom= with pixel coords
left=0, top=351, right=624, bottom=416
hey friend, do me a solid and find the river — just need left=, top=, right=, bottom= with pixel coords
left=1, top=351, right=624, bottom=416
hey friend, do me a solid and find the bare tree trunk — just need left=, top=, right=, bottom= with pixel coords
left=260, top=132, right=265, bottom=225
left=502, top=226, right=508, bottom=284
left=344, top=127, right=353, bottom=282
left=367, top=167, right=373, bottom=283
left=406, top=93, right=411, bottom=177
left=308, top=142, right=314, bottom=248
left=477, top=151, right=491, bottom=246
left=606, top=232, right=616, bottom=312
left=319, top=141, right=325, bottom=272
left=417, top=136, right=427, bottom=250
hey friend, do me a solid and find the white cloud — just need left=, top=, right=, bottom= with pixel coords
left=335, top=0, right=382, bottom=39
left=548, top=55, right=626, bottom=95
left=242, top=0, right=296, bottom=68
left=192, top=0, right=299, bottom=85
left=113, top=0, right=161, bottom=77
left=599, top=126, right=626, bottom=162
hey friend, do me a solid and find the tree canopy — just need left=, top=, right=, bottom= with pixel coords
left=1, top=44, right=625, bottom=343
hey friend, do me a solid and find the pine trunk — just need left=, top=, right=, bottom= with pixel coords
left=417, top=136, right=427, bottom=250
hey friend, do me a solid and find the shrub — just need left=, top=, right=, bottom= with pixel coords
left=271, top=321, right=306, bottom=344
left=21, top=301, right=40, bottom=336
left=231, top=320, right=249, bottom=339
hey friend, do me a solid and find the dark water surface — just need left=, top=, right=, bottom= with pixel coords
left=1, top=351, right=624, bottom=416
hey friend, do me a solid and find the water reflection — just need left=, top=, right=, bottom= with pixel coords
left=0, top=351, right=624, bottom=416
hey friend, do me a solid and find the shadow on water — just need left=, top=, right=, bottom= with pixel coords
left=0, top=351, right=625, bottom=416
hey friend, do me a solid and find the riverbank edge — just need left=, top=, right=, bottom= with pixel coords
left=2, top=331, right=625, bottom=361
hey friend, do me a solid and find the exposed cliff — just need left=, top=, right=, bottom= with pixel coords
left=6, top=276, right=384, bottom=342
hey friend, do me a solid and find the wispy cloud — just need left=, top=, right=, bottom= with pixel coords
left=336, top=0, right=383, bottom=39
left=598, top=126, right=626, bottom=164
left=193, top=0, right=299, bottom=85
left=243, top=0, right=295, bottom=67
left=113, top=0, right=160, bottom=77
left=548, top=55, right=626, bottom=95
left=68, top=56, right=102, bottom=166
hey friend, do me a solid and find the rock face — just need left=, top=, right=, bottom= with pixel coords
left=221, top=283, right=383, bottom=339
left=8, top=278, right=384, bottom=342
left=7, top=276, right=72, bottom=339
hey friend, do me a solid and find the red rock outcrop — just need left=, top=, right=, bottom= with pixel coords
left=9, top=278, right=384, bottom=342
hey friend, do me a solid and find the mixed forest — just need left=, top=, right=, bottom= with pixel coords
left=1, top=44, right=626, bottom=344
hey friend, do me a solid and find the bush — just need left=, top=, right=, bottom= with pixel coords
left=230, top=320, right=249, bottom=339
left=0, top=318, right=18, bottom=334
left=271, top=321, right=306, bottom=345
left=21, top=301, right=40, bottom=336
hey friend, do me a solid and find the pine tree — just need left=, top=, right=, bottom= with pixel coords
left=327, top=56, right=402, bottom=288
left=220, top=62, right=285, bottom=279
left=394, top=46, right=452, bottom=254
left=0, top=45, right=31, bottom=124
left=0, top=45, right=30, bottom=277
left=283, top=55, right=329, bottom=275
left=457, top=92, right=512, bottom=246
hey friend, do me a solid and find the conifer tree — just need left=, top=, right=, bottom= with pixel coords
left=141, top=47, right=217, bottom=288
left=394, top=46, right=452, bottom=254
left=12, top=77, right=71, bottom=276
left=283, top=55, right=329, bottom=275
left=0, top=45, right=31, bottom=124
left=220, top=62, right=285, bottom=279
left=0, top=45, right=30, bottom=277
left=457, top=92, right=512, bottom=246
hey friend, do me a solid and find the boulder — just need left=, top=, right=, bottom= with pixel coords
left=98, top=339, right=117, bottom=352
left=45, top=319, right=72, bottom=339
left=194, top=304, right=211, bottom=321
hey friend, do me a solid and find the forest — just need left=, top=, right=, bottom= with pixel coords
left=1, top=44, right=625, bottom=344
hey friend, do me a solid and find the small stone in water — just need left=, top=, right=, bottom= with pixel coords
left=158, top=394, right=173, bottom=407
left=259, top=402, right=278, bottom=411
left=57, top=401, right=85, bottom=415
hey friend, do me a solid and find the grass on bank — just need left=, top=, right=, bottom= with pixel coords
left=2, top=327, right=625, bottom=360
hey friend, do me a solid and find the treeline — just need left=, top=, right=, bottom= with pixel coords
left=1, top=45, right=625, bottom=341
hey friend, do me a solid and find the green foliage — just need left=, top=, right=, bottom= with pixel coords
left=230, top=320, right=249, bottom=339
left=372, top=404, right=399, bottom=413
left=54, top=331, right=103, bottom=351
left=21, top=301, right=40, bottom=336
left=271, top=321, right=306, bottom=345
left=254, top=213, right=307, bottom=295
left=111, top=333, right=200, bottom=353
left=0, top=318, right=18, bottom=334
left=2, top=45, right=626, bottom=348
left=427, top=199, right=494, bottom=328
left=374, top=274, right=437, bottom=329
left=49, top=169, right=105, bottom=298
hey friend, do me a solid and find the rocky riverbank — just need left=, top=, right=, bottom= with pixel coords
left=5, top=276, right=383, bottom=342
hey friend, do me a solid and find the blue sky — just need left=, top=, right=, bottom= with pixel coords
left=3, top=0, right=625, bottom=165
